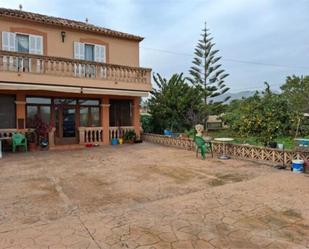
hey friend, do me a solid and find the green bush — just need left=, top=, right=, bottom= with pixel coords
left=141, top=114, right=153, bottom=133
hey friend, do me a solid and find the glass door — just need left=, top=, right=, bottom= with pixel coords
left=63, top=107, right=76, bottom=138
left=54, top=105, right=77, bottom=144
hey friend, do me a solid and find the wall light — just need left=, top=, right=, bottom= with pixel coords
left=61, top=31, right=66, bottom=43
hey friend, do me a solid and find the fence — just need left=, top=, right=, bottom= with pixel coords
left=143, top=133, right=309, bottom=165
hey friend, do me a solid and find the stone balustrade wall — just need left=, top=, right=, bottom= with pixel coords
left=143, top=133, right=309, bottom=165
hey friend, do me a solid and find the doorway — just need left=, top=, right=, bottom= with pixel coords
left=55, top=105, right=77, bottom=144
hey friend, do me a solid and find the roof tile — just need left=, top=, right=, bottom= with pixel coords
left=0, top=7, right=144, bottom=41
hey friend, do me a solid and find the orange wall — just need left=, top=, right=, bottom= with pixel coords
left=0, top=17, right=140, bottom=67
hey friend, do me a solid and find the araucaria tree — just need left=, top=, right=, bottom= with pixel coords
left=188, top=22, right=230, bottom=126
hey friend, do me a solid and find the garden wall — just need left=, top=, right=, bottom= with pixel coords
left=143, top=133, right=309, bottom=165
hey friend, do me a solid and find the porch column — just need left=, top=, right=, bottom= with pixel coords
left=101, top=96, right=110, bottom=145
left=15, top=93, right=26, bottom=130
left=133, top=97, right=141, bottom=139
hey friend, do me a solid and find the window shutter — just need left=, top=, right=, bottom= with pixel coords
left=74, top=42, right=85, bottom=76
left=2, top=32, right=16, bottom=51
left=29, top=35, right=43, bottom=55
left=74, top=42, right=85, bottom=60
left=94, top=45, right=106, bottom=63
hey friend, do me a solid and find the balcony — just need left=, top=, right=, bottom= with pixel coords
left=0, top=50, right=152, bottom=94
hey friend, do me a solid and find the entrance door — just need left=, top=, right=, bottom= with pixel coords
left=55, top=106, right=77, bottom=144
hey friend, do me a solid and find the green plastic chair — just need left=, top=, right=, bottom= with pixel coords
left=194, top=136, right=213, bottom=160
left=12, top=133, right=27, bottom=152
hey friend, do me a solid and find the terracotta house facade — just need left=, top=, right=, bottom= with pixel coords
left=0, top=8, right=152, bottom=147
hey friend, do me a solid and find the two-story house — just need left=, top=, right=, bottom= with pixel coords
left=0, top=7, right=152, bottom=147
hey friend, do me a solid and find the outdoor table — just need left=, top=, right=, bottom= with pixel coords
left=214, top=137, right=234, bottom=160
left=0, top=137, right=11, bottom=159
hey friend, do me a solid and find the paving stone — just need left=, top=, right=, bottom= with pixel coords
left=0, top=143, right=308, bottom=248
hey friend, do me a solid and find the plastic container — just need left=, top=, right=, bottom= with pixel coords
left=164, top=129, right=172, bottom=136
left=292, top=160, right=304, bottom=173
left=277, top=143, right=284, bottom=150
left=111, top=138, right=118, bottom=145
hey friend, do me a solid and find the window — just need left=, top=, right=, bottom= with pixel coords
left=109, top=100, right=132, bottom=126
left=79, top=99, right=99, bottom=106
left=26, top=97, right=51, bottom=127
left=54, top=98, right=76, bottom=105
left=74, top=42, right=106, bottom=62
left=0, top=95, right=16, bottom=129
left=16, top=34, right=30, bottom=71
left=26, top=97, right=51, bottom=104
left=2, top=32, right=43, bottom=54
left=79, top=99, right=100, bottom=127
left=16, top=34, right=29, bottom=53
left=85, top=44, right=94, bottom=61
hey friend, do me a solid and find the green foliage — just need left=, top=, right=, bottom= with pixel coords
left=188, top=22, right=230, bottom=124
left=184, top=128, right=196, bottom=139
left=141, top=114, right=153, bottom=133
left=223, top=83, right=298, bottom=145
left=281, top=75, right=309, bottom=113
left=124, top=130, right=136, bottom=141
left=148, top=73, right=204, bottom=133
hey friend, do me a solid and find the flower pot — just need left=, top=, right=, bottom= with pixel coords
left=29, top=142, right=37, bottom=152
left=118, top=138, right=124, bottom=145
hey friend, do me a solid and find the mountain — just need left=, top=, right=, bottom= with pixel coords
left=213, top=91, right=257, bottom=103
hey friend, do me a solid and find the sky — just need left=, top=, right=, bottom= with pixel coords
left=1, top=0, right=309, bottom=93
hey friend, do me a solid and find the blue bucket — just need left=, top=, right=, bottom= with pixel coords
left=292, top=160, right=304, bottom=173
left=111, top=138, right=118, bottom=145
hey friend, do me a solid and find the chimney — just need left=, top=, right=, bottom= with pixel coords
left=19, top=4, right=23, bottom=11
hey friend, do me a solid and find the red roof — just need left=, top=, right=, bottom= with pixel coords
left=0, top=7, right=144, bottom=41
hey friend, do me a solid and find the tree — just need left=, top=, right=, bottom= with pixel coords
left=140, top=114, right=153, bottom=133
left=280, top=75, right=309, bottom=113
left=188, top=22, right=230, bottom=127
left=223, top=83, right=297, bottom=145
left=148, top=73, right=204, bottom=133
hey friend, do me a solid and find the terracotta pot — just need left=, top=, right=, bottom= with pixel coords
left=29, top=143, right=37, bottom=152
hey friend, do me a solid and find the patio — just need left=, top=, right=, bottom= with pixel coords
left=0, top=143, right=308, bottom=249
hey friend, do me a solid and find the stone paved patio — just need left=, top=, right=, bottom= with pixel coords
left=0, top=142, right=308, bottom=249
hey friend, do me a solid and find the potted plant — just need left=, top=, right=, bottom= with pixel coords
left=124, top=130, right=136, bottom=144
left=26, top=129, right=37, bottom=152
left=31, top=115, right=52, bottom=150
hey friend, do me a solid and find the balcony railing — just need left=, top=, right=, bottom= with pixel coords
left=0, top=50, right=151, bottom=85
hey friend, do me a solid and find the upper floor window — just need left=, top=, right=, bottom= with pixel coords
left=85, top=44, right=94, bottom=61
left=74, top=42, right=106, bottom=63
left=1, top=31, right=43, bottom=55
left=16, top=34, right=29, bottom=53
